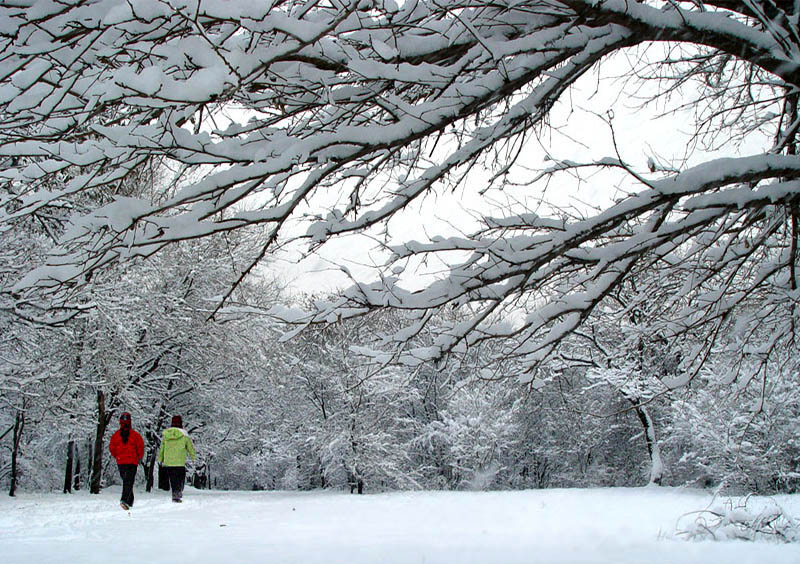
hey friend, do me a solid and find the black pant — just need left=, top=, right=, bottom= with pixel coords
left=117, top=464, right=137, bottom=506
left=165, top=466, right=186, bottom=499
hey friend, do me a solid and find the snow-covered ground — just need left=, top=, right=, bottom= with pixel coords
left=2, top=486, right=799, bottom=563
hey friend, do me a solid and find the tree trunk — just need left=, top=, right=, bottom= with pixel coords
left=628, top=333, right=664, bottom=487
left=63, top=440, right=75, bottom=494
left=348, top=419, right=364, bottom=494
left=86, top=439, right=93, bottom=488
left=90, top=390, right=112, bottom=494
left=629, top=399, right=663, bottom=486
left=74, top=446, right=81, bottom=491
left=144, top=423, right=162, bottom=492
left=144, top=394, right=172, bottom=493
left=9, top=411, right=24, bottom=497
left=144, top=447, right=157, bottom=493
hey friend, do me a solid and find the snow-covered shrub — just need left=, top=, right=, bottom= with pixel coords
left=677, top=495, right=800, bottom=542
left=662, top=360, right=800, bottom=494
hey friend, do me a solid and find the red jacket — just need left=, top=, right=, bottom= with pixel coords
left=109, top=428, right=145, bottom=465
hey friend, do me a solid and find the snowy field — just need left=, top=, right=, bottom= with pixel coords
left=2, top=486, right=800, bottom=564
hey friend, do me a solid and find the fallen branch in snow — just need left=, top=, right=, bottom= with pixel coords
left=676, top=495, right=800, bottom=543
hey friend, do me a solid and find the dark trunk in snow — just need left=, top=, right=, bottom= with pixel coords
left=63, top=440, right=75, bottom=494
left=144, top=449, right=157, bottom=493
left=627, top=397, right=663, bottom=486
left=9, top=411, right=24, bottom=497
left=74, top=446, right=81, bottom=491
left=145, top=384, right=174, bottom=492
left=90, top=390, right=112, bottom=494
left=144, top=423, right=163, bottom=493
left=349, top=476, right=364, bottom=494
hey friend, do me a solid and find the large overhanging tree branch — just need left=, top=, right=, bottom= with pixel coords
left=2, top=0, right=799, bottom=380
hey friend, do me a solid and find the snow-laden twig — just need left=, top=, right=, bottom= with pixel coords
left=676, top=495, right=800, bottom=543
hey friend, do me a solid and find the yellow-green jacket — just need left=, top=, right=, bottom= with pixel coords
left=158, top=427, right=196, bottom=467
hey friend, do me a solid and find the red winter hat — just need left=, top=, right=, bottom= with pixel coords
left=119, top=412, right=132, bottom=428
left=171, top=415, right=183, bottom=428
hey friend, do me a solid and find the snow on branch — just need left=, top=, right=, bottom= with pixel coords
left=2, top=0, right=800, bottom=375
left=676, top=495, right=800, bottom=542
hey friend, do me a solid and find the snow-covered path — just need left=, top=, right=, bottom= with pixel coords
left=2, top=487, right=799, bottom=563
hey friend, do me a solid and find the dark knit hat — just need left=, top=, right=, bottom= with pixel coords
left=171, top=415, right=183, bottom=428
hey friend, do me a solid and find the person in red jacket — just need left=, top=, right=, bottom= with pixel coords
left=108, top=412, right=145, bottom=510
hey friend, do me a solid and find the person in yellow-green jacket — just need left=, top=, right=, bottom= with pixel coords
left=158, top=415, right=196, bottom=503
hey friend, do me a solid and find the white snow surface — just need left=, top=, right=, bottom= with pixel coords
left=2, top=487, right=799, bottom=563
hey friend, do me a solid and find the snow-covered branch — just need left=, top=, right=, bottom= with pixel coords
left=2, top=0, right=800, bottom=375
